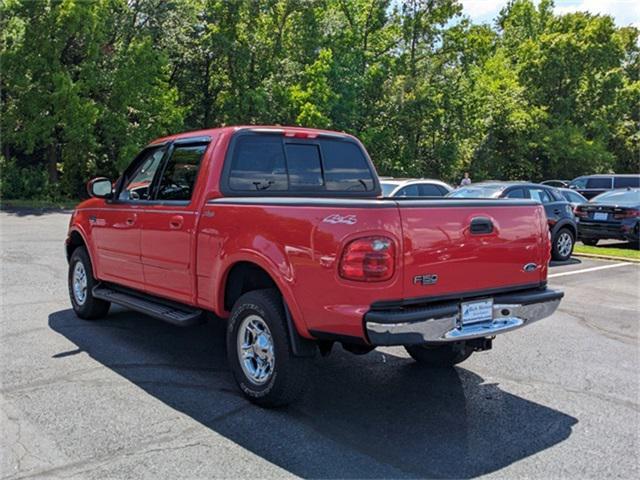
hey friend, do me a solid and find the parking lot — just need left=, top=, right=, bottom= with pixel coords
left=1, top=210, right=638, bottom=479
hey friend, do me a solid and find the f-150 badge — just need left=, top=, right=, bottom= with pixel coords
left=414, top=274, right=438, bottom=285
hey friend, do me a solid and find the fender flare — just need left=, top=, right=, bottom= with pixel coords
left=217, top=251, right=311, bottom=341
left=67, top=226, right=98, bottom=274
left=551, top=219, right=577, bottom=239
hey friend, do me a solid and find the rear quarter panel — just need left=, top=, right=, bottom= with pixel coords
left=196, top=200, right=404, bottom=339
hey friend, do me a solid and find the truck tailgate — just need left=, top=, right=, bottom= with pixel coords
left=398, top=199, right=549, bottom=301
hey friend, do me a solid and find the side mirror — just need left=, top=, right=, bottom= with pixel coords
left=87, top=177, right=113, bottom=198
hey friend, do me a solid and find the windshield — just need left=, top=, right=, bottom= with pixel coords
left=590, top=189, right=640, bottom=205
left=380, top=182, right=398, bottom=196
left=447, top=185, right=505, bottom=198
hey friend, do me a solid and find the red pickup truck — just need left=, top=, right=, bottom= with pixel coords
left=66, top=126, right=563, bottom=406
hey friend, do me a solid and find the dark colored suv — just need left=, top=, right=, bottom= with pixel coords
left=568, top=174, right=640, bottom=199
left=448, top=182, right=578, bottom=261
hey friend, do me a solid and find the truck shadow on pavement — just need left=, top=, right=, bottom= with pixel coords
left=49, top=308, right=577, bottom=479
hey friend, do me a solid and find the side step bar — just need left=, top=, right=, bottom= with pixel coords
left=93, top=285, right=204, bottom=326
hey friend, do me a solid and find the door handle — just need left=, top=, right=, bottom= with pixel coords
left=470, top=216, right=494, bottom=235
left=169, top=215, right=184, bottom=229
left=126, top=217, right=135, bottom=225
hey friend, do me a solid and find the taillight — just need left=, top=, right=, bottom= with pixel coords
left=574, top=208, right=588, bottom=218
left=339, top=236, right=395, bottom=282
left=614, top=210, right=640, bottom=219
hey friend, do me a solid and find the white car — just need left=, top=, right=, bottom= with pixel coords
left=380, top=178, right=453, bottom=197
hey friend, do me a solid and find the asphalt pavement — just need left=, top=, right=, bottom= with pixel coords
left=1, top=210, right=638, bottom=479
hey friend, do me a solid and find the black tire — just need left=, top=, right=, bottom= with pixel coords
left=551, top=228, right=575, bottom=261
left=405, top=343, right=472, bottom=367
left=581, top=238, right=599, bottom=247
left=226, top=289, right=313, bottom=407
left=68, top=247, right=110, bottom=320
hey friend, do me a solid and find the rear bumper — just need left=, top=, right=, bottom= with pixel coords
left=365, top=288, right=563, bottom=346
left=578, top=221, right=639, bottom=242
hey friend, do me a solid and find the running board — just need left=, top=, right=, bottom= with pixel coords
left=92, top=285, right=204, bottom=326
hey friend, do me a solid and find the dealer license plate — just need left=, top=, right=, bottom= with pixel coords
left=461, top=299, right=494, bottom=325
left=593, top=212, right=608, bottom=221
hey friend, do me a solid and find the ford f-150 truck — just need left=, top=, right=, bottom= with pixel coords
left=66, top=126, right=563, bottom=406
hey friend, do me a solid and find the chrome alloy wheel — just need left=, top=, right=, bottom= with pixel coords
left=237, top=314, right=275, bottom=385
left=557, top=231, right=573, bottom=258
left=72, top=261, right=88, bottom=305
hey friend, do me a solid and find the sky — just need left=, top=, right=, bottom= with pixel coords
left=461, top=0, right=640, bottom=28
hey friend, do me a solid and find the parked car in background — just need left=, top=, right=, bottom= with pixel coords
left=448, top=182, right=577, bottom=261
left=568, top=174, right=640, bottom=199
left=558, top=188, right=588, bottom=211
left=380, top=178, right=452, bottom=197
left=541, top=180, right=570, bottom=188
left=575, top=188, right=640, bottom=247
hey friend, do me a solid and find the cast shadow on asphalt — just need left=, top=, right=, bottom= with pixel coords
left=0, top=207, right=73, bottom=217
left=48, top=308, right=577, bottom=479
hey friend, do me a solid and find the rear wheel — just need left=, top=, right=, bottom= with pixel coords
left=68, top=247, right=110, bottom=319
left=226, top=289, right=313, bottom=407
left=404, top=343, right=472, bottom=367
left=581, top=238, right=599, bottom=246
left=552, top=228, right=575, bottom=261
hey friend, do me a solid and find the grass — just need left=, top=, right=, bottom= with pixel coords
left=1, top=198, right=79, bottom=210
left=574, top=243, right=640, bottom=261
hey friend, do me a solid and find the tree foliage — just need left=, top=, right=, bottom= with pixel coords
left=1, top=0, right=638, bottom=199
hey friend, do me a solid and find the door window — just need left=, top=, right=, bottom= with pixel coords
left=505, top=188, right=527, bottom=199
left=613, top=177, right=640, bottom=188
left=396, top=185, right=420, bottom=197
left=118, top=147, right=166, bottom=201
left=528, top=188, right=552, bottom=203
left=156, top=144, right=206, bottom=201
left=418, top=183, right=447, bottom=196
left=586, top=177, right=612, bottom=189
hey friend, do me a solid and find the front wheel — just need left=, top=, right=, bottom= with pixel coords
left=68, top=247, right=110, bottom=319
left=226, top=289, right=313, bottom=407
left=552, top=228, right=575, bottom=261
left=404, top=343, right=472, bottom=367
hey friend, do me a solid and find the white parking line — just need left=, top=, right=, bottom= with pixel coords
left=549, top=262, right=633, bottom=278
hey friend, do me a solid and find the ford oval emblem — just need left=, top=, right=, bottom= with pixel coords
left=523, top=263, right=538, bottom=272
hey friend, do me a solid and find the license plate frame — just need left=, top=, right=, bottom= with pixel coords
left=460, top=299, right=494, bottom=325
left=593, top=212, right=608, bottom=221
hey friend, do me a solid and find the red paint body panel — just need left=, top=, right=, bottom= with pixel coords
left=399, top=204, right=548, bottom=299
left=68, top=126, right=551, bottom=343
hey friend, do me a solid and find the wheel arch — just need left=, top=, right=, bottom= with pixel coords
left=66, top=227, right=95, bottom=267
left=551, top=219, right=577, bottom=239
left=218, top=256, right=310, bottom=339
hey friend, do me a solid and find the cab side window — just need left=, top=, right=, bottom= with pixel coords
left=118, top=147, right=166, bottom=201
left=156, top=144, right=207, bottom=201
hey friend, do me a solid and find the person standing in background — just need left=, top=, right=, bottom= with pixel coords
left=460, top=172, right=471, bottom=186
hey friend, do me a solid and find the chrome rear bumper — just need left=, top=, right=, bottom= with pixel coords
left=365, top=288, right=563, bottom=346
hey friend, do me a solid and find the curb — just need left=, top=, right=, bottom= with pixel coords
left=573, top=252, right=640, bottom=263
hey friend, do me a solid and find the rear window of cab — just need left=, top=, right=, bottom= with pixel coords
left=224, top=133, right=378, bottom=196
